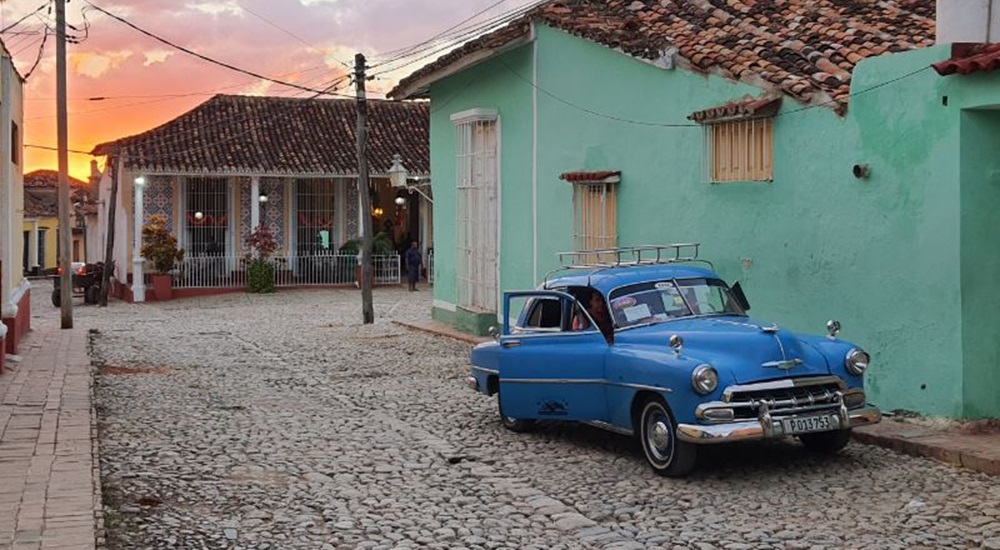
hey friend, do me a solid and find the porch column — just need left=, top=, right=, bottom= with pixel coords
left=132, top=176, right=146, bottom=302
left=251, top=176, right=261, bottom=227
left=29, top=219, right=39, bottom=273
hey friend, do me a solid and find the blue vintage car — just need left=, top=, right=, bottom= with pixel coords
left=467, top=244, right=881, bottom=476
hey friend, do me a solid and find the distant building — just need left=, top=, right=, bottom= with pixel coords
left=0, top=42, right=25, bottom=364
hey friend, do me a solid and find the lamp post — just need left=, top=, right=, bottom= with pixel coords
left=132, top=176, right=146, bottom=302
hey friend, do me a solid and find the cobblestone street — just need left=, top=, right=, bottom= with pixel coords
left=63, top=289, right=1000, bottom=549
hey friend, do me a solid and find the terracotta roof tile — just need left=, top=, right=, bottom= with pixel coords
left=688, top=95, right=781, bottom=123
left=390, top=0, right=935, bottom=112
left=23, top=170, right=91, bottom=218
left=559, top=170, right=621, bottom=182
left=92, top=95, right=429, bottom=176
left=932, top=43, right=1000, bottom=76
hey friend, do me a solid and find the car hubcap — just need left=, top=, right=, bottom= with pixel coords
left=645, top=407, right=674, bottom=464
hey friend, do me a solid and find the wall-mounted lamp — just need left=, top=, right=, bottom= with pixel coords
left=259, top=194, right=269, bottom=204
left=194, top=211, right=205, bottom=221
left=852, top=164, right=871, bottom=180
left=134, top=176, right=146, bottom=186
left=394, top=196, right=406, bottom=207
left=372, top=207, right=384, bottom=218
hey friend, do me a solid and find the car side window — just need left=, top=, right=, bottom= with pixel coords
left=520, top=298, right=563, bottom=331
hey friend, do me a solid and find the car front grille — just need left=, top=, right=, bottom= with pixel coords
left=723, top=377, right=845, bottom=420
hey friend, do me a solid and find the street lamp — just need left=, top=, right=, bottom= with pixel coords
left=388, top=154, right=407, bottom=189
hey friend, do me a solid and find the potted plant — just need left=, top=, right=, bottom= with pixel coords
left=141, top=214, right=184, bottom=301
left=245, top=224, right=279, bottom=293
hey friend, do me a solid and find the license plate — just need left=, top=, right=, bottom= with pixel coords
left=781, top=414, right=838, bottom=435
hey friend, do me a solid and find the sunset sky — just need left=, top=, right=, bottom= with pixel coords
left=1, top=0, right=536, bottom=181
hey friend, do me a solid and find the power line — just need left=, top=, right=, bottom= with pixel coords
left=81, top=0, right=354, bottom=98
left=23, top=25, right=49, bottom=78
left=369, top=1, right=546, bottom=77
left=371, top=0, right=510, bottom=66
left=234, top=0, right=352, bottom=70
left=0, top=1, right=51, bottom=34
left=26, top=143, right=93, bottom=155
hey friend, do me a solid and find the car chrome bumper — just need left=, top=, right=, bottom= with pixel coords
left=676, top=405, right=882, bottom=444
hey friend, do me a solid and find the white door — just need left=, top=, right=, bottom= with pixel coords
left=456, top=118, right=498, bottom=312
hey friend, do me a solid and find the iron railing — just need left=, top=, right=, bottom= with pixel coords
left=171, top=254, right=401, bottom=289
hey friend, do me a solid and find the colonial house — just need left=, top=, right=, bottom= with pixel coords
left=22, top=170, right=96, bottom=275
left=0, top=42, right=25, bottom=368
left=390, top=0, right=999, bottom=418
left=91, top=94, right=430, bottom=301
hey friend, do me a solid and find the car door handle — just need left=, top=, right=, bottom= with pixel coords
left=501, top=340, right=521, bottom=348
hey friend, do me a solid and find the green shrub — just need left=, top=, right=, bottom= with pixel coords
left=141, top=214, right=184, bottom=273
left=246, top=258, right=275, bottom=294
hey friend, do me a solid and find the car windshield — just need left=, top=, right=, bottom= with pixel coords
left=607, top=278, right=746, bottom=329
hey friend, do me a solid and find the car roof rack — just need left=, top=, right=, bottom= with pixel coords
left=543, top=244, right=714, bottom=288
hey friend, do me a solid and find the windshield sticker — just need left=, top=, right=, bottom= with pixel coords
left=654, top=282, right=673, bottom=290
left=611, top=296, right=637, bottom=310
left=622, top=303, right=652, bottom=323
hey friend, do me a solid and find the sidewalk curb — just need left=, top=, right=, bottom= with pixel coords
left=392, top=320, right=488, bottom=345
left=853, top=428, right=1000, bottom=476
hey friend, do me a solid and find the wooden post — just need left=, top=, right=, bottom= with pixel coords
left=56, top=0, right=72, bottom=328
left=355, top=53, right=374, bottom=324
left=100, top=159, right=119, bottom=306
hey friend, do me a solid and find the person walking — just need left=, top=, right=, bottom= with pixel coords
left=405, top=241, right=422, bottom=291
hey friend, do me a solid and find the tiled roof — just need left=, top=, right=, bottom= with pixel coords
left=932, top=43, right=1000, bottom=76
left=688, top=95, right=781, bottom=123
left=559, top=170, right=621, bottom=182
left=23, top=170, right=92, bottom=218
left=92, top=95, right=430, bottom=177
left=390, top=0, right=935, bottom=113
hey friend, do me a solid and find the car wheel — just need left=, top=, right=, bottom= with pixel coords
left=639, top=398, right=696, bottom=477
left=497, top=394, right=535, bottom=433
left=799, top=428, right=852, bottom=454
left=51, top=288, right=61, bottom=308
left=84, top=286, right=100, bottom=304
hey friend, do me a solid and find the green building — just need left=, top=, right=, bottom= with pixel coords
left=390, top=1, right=1000, bottom=418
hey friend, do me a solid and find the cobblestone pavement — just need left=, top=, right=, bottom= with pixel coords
left=72, top=289, right=1000, bottom=550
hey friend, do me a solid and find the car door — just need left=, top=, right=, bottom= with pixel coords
left=497, top=291, right=609, bottom=421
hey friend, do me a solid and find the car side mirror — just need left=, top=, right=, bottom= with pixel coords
left=487, top=325, right=500, bottom=341
left=731, top=282, right=751, bottom=312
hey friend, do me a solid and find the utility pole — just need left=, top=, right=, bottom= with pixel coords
left=56, top=0, right=72, bottom=328
left=354, top=53, right=375, bottom=324
left=100, top=160, right=118, bottom=306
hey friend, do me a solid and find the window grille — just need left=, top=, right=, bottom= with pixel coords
left=703, top=117, right=774, bottom=183
left=185, top=177, right=229, bottom=257
left=294, top=179, right=337, bottom=256
left=455, top=117, right=499, bottom=313
left=572, top=182, right=617, bottom=263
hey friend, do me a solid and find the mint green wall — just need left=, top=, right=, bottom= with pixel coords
left=960, top=110, right=1000, bottom=418
left=429, top=47, right=535, bottom=316
left=428, top=23, right=1000, bottom=417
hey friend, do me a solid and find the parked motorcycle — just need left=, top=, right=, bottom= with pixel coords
left=51, top=262, right=106, bottom=307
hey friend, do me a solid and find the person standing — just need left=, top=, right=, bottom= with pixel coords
left=405, top=241, right=422, bottom=291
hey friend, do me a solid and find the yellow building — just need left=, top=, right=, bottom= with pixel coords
left=22, top=170, right=92, bottom=275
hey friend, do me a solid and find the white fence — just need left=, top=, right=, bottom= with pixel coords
left=171, top=254, right=400, bottom=289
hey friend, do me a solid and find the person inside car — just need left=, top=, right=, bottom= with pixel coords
left=573, top=291, right=614, bottom=343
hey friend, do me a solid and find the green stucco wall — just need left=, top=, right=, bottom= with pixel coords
left=428, top=23, right=1000, bottom=417
left=429, top=46, right=534, bottom=332
left=960, top=110, right=1000, bottom=418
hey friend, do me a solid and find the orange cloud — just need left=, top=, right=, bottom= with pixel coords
left=69, top=51, right=134, bottom=79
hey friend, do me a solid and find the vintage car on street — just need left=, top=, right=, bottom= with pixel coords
left=466, top=244, right=881, bottom=476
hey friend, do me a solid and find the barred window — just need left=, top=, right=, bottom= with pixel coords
left=573, top=182, right=617, bottom=254
left=295, top=179, right=337, bottom=256
left=704, top=118, right=774, bottom=183
left=185, top=177, right=229, bottom=256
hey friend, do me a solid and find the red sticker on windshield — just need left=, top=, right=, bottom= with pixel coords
left=612, top=297, right=636, bottom=309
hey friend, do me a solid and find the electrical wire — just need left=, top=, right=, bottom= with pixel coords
left=368, top=0, right=546, bottom=75
left=371, top=0, right=510, bottom=65
left=81, top=0, right=355, bottom=98
left=26, top=143, right=94, bottom=155
left=0, top=1, right=51, bottom=34
left=23, top=26, right=49, bottom=78
left=234, top=0, right=352, bottom=70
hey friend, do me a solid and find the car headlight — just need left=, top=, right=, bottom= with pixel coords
left=845, top=348, right=870, bottom=376
left=691, top=364, right=718, bottom=395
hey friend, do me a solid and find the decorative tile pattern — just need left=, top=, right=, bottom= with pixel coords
left=143, top=176, right=174, bottom=233
left=346, top=179, right=359, bottom=240
left=239, top=179, right=252, bottom=246
left=261, top=178, right=285, bottom=249
left=93, top=96, right=429, bottom=177
left=389, top=0, right=935, bottom=114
